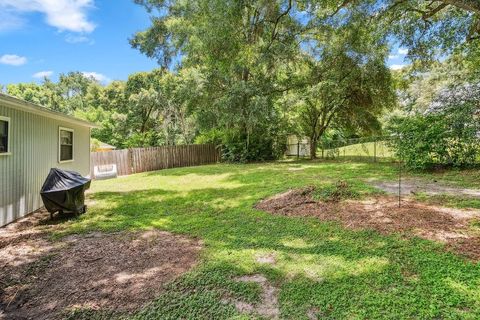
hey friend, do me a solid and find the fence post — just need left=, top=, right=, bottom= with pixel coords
left=128, top=148, right=134, bottom=174
left=297, top=142, right=300, bottom=159
left=374, top=140, right=377, bottom=163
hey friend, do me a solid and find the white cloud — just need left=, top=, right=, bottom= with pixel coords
left=398, top=48, right=409, bottom=55
left=0, top=10, right=25, bottom=32
left=0, top=54, right=27, bottom=66
left=388, top=54, right=399, bottom=60
left=65, top=34, right=94, bottom=44
left=0, top=0, right=96, bottom=33
left=33, top=70, right=53, bottom=78
left=82, top=71, right=111, bottom=83
left=389, top=64, right=406, bottom=71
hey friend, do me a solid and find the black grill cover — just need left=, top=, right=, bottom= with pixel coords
left=40, top=168, right=91, bottom=214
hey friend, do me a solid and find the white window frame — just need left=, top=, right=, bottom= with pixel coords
left=58, top=126, right=74, bottom=163
left=0, top=116, right=11, bottom=156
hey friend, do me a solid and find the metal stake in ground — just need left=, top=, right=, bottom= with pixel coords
left=398, top=157, right=402, bottom=207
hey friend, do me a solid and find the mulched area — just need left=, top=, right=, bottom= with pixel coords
left=0, top=210, right=202, bottom=319
left=256, top=186, right=480, bottom=261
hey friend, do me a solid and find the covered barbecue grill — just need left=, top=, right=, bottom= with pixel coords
left=40, top=168, right=91, bottom=217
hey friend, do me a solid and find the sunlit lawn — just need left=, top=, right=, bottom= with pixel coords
left=321, top=141, right=393, bottom=159
left=60, top=161, right=480, bottom=319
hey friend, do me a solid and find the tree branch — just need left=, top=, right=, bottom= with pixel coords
left=467, top=19, right=480, bottom=41
left=266, top=0, right=293, bottom=50
left=328, top=0, right=354, bottom=18
left=439, top=0, right=480, bottom=15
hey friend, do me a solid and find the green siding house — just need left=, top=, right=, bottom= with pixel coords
left=0, top=93, right=96, bottom=226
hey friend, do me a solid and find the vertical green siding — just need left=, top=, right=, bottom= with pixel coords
left=0, top=103, right=91, bottom=226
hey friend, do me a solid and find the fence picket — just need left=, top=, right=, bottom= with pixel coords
left=91, top=144, right=218, bottom=178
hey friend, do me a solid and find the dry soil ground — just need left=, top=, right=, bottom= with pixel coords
left=0, top=210, right=202, bottom=319
left=371, top=178, right=480, bottom=197
left=256, top=186, right=480, bottom=261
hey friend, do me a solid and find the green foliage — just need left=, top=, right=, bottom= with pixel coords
left=331, top=0, right=480, bottom=66
left=388, top=54, right=480, bottom=171
left=194, top=129, right=224, bottom=146
left=4, top=69, right=199, bottom=149
left=196, top=128, right=285, bottom=162
left=220, top=130, right=286, bottom=163
left=387, top=106, right=480, bottom=170
left=131, top=0, right=305, bottom=161
left=6, top=81, right=66, bottom=112
left=264, top=1, right=398, bottom=159
left=395, top=56, right=478, bottom=113
left=5, top=0, right=479, bottom=163
left=387, top=0, right=478, bottom=64
left=90, top=138, right=100, bottom=152
left=312, top=181, right=361, bottom=202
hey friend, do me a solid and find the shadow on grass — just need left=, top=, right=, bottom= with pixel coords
left=63, top=175, right=480, bottom=319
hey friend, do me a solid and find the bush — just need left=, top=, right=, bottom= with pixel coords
left=196, top=128, right=286, bottom=162
left=387, top=87, right=480, bottom=170
left=219, top=132, right=286, bottom=162
left=313, top=181, right=360, bottom=202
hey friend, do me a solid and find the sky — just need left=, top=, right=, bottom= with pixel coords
left=0, top=0, right=409, bottom=86
left=0, top=0, right=159, bottom=85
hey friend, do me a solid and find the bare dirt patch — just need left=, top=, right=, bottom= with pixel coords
left=0, top=210, right=202, bottom=319
left=370, top=179, right=480, bottom=197
left=229, top=274, right=280, bottom=319
left=256, top=187, right=480, bottom=261
left=306, top=307, right=321, bottom=320
left=255, top=253, right=276, bottom=265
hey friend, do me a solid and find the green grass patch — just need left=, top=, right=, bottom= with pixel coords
left=414, top=193, right=480, bottom=209
left=320, top=141, right=394, bottom=160
left=48, top=161, right=480, bottom=319
left=413, top=168, right=480, bottom=189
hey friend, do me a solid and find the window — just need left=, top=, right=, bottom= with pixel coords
left=0, top=116, right=10, bottom=155
left=59, top=127, right=74, bottom=162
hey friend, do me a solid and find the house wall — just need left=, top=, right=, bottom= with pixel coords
left=0, top=103, right=91, bottom=226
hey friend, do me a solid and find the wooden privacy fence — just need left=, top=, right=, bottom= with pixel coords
left=90, top=144, right=220, bottom=178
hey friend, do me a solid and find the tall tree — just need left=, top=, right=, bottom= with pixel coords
left=394, top=55, right=479, bottom=113
left=315, top=0, right=480, bottom=64
left=58, top=72, right=98, bottom=112
left=131, top=0, right=304, bottom=160
left=290, top=25, right=395, bottom=158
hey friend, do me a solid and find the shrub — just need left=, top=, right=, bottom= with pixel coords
left=313, top=181, right=360, bottom=202
left=387, top=83, right=480, bottom=170
left=196, top=128, right=286, bottom=162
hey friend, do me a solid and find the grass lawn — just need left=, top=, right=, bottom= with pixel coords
left=320, top=141, right=393, bottom=160
left=59, top=161, right=480, bottom=319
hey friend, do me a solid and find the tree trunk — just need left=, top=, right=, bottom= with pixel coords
left=310, top=137, right=317, bottom=159
left=241, top=68, right=250, bottom=153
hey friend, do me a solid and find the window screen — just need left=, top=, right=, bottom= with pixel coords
left=59, top=129, right=73, bottom=161
left=0, top=118, right=9, bottom=153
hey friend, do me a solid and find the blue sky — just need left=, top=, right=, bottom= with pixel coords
left=0, top=1, right=409, bottom=86
left=0, top=0, right=159, bottom=85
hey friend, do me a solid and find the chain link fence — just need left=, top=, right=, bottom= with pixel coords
left=287, top=135, right=480, bottom=165
left=318, top=136, right=394, bottom=162
left=286, top=136, right=394, bottom=162
left=285, top=136, right=480, bottom=217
